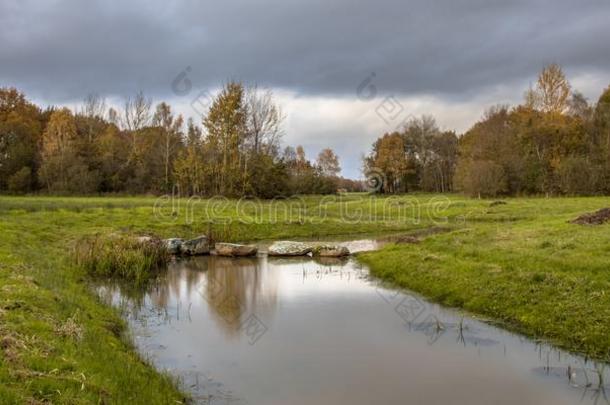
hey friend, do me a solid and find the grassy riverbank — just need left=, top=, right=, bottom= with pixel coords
left=359, top=196, right=610, bottom=360
left=0, top=194, right=609, bottom=402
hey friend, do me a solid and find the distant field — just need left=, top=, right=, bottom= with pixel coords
left=1, top=194, right=609, bottom=402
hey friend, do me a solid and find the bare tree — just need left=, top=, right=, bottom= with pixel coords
left=107, top=107, right=119, bottom=126
left=81, top=93, right=107, bottom=119
left=123, top=91, right=152, bottom=149
left=79, top=93, right=107, bottom=143
left=245, top=85, right=284, bottom=154
left=568, top=91, right=593, bottom=121
left=153, top=102, right=184, bottom=191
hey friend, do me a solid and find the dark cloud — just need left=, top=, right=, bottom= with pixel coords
left=1, top=0, right=609, bottom=101
left=2, top=0, right=609, bottom=179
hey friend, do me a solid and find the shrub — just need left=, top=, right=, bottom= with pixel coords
left=455, top=160, right=507, bottom=198
left=73, top=234, right=169, bottom=285
left=7, top=166, right=32, bottom=194
left=557, top=156, right=600, bottom=195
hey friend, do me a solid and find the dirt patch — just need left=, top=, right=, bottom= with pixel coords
left=570, top=208, right=610, bottom=225
left=489, top=200, right=507, bottom=207
left=385, top=226, right=452, bottom=245
left=394, top=236, right=421, bottom=244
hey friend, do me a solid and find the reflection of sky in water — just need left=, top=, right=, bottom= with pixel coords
left=100, top=242, right=610, bottom=405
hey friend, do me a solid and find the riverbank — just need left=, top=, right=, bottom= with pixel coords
left=0, top=194, right=609, bottom=402
left=359, top=197, right=610, bottom=361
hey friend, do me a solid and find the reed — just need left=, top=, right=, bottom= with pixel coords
left=73, top=234, right=169, bottom=285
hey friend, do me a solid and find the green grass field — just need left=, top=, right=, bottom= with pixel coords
left=0, top=193, right=609, bottom=403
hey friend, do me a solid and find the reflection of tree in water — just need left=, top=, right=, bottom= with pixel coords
left=147, top=258, right=207, bottom=310
left=144, top=256, right=278, bottom=338
left=204, top=256, right=278, bottom=338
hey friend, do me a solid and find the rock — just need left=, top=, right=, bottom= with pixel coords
left=215, top=243, right=258, bottom=257
left=180, top=236, right=210, bottom=255
left=267, top=241, right=313, bottom=256
left=312, top=245, right=350, bottom=257
left=164, top=238, right=184, bottom=255
left=135, top=236, right=154, bottom=244
left=313, top=256, right=348, bottom=266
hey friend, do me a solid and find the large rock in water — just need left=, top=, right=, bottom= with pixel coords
left=180, top=236, right=210, bottom=255
left=312, top=245, right=350, bottom=257
left=215, top=243, right=258, bottom=257
left=164, top=238, right=184, bottom=255
left=267, top=241, right=313, bottom=256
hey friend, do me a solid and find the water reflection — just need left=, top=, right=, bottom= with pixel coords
left=201, top=256, right=277, bottom=338
left=101, top=244, right=610, bottom=405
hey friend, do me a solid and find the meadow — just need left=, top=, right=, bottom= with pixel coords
left=0, top=193, right=609, bottom=403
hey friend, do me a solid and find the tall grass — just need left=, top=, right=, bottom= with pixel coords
left=73, top=234, right=169, bottom=286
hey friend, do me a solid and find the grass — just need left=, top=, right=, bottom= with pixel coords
left=358, top=196, right=610, bottom=360
left=0, top=193, right=609, bottom=402
left=73, top=234, right=169, bottom=286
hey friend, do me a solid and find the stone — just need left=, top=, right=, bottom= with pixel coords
left=135, top=236, right=154, bottom=245
left=313, top=256, right=348, bottom=266
left=312, top=245, right=350, bottom=257
left=215, top=243, right=258, bottom=257
left=267, top=241, right=313, bottom=256
left=164, top=238, right=184, bottom=255
left=180, top=236, right=210, bottom=255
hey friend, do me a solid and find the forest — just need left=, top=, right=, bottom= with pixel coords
left=365, top=64, right=610, bottom=197
left=2, top=64, right=609, bottom=198
left=0, top=82, right=359, bottom=197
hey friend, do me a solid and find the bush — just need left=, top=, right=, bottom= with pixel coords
left=7, top=166, right=32, bottom=194
left=73, top=234, right=169, bottom=285
left=455, top=160, right=507, bottom=198
left=558, top=156, right=600, bottom=195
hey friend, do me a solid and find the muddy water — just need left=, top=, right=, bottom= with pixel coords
left=100, top=240, right=610, bottom=405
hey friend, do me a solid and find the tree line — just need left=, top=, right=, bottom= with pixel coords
left=0, top=82, right=360, bottom=196
left=364, top=64, right=610, bottom=197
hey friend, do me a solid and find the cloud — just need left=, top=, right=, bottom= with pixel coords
left=2, top=0, right=610, bottom=177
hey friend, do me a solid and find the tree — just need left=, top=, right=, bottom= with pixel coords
left=527, top=64, right=571, bottom=114
left=39, top=108, right=100, bottom=193
left=81, top=93, right=107, bottom=120
left=122, top=91, right=152, bottom=150
left=174, top=119, right=205, bottom=196
left=203, top=82, right=248, bottom=196
left=153, top=102, right=184, bottom=191
left=365, top=133, right=408, bottom=193
left=0, top=88, right=41, bottom=192
left=568, top=91, right=593, bottom=121
left=458, top=160, right=507, bottom=198
left=316, top=148, right=341, bottom=177
left=245, top=85, right=284, bottom=154
left=96, top=123, right=130, bottom=192
left=593, top=86, right=610, bottom=192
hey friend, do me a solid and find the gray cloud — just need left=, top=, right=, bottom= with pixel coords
left=2, top=0, right=610, bottom=178
left=2, top=0, right=609, bottom=101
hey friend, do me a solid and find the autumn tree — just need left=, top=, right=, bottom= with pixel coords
left=40, top=108, right=99, bottom=192
left=316, top=148, right=341, bottom=177
left=365, top=133, right=408, bottom=193
left=526, top=64, right=571, bottom=114
left=174, top=118, right=206, bottom=195
left=0, top=88, right=42, bottom=192
left=203, top=82, right=248, bottom=196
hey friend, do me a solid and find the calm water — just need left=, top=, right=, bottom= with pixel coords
left=100, top=240, right=610, bottom=405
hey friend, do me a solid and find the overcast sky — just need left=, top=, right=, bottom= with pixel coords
left=2, top=0, right=610, bottom=178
